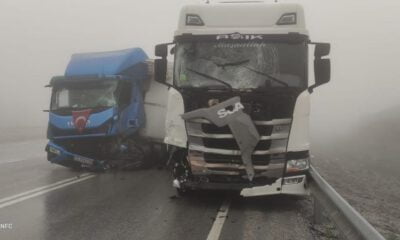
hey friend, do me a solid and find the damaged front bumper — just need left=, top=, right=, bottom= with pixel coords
left=176, top=149, right=309, bottom=197
left=175, top=96, right=309, bottom=197
left=240, top=175, right=309, bottom=197
left=175, top=174, right=309, bottom=197
left=45, top=141, right=108, bottom=171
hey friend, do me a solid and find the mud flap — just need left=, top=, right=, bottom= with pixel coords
left=181, top=97, right=260, bottom=181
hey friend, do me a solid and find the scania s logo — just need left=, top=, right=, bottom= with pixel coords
left=217, top=102, right=245, bottom=119
left=216, top=33, right=263, bottom=41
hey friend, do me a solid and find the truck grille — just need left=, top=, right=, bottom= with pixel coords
left=48, top=121, right=111, bottom=138
left=202, top=138, right=272, bottom=151
left=204, top=153, right=273, bottom=165
left=180, top=90, right=300, bottom=182
left=53, top=137, right=112, bottom=160
left=202, top=124, right=273, bottom=136
left=186, top=118, right=291, bottom=178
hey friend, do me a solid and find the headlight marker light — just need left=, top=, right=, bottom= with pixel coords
left=283, top=176, right=305, bottom=185
left=276, top=13, right=297, bottom=25
left=186, top=14, right=204, bottom=26
left=49, top=146, right=61, bottom=155
left=286, top=158, right=310, bottom=173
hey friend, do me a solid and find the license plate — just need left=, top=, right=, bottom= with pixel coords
left=74, top=156, right=94, bottom=165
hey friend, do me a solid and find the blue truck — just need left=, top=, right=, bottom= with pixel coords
left=45, top=48, right=169, bottom=170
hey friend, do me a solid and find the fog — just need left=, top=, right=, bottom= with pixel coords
left=0, top=0, right=399, bottom=137
left=1, top=1, right=399, bottom=236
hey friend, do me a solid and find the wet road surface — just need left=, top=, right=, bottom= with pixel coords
left=0, top=135, right=318, bottom=240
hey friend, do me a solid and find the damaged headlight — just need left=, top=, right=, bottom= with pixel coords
left=283, top=176, right=304, bottom=185
left=48, top=146, right=61, bottom=155
left=286, top=158, right=309, bottom=173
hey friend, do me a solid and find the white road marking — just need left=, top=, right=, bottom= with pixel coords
left=0, top=173, right=92, bottom=204
left=0, top=173, right=95, bottom=209
left=0, top=154, right=45, bottom=165
left=206, top=198, right=231, bottom=240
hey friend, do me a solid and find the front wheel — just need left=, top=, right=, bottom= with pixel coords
left=176, top=187, right=194, bottom=197
left=119, top=139, right=146, bottom=170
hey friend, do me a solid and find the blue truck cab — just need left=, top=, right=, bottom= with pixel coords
left=46, top=48, right=167, bottom=170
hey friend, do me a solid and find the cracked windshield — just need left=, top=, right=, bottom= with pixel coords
left=52, top=80, right=119, bottom=110
left=175, top=42, right=307, bottom=90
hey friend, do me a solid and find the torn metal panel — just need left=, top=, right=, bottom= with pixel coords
left=182, top=97, right=260, bottom=180
left=187, top=121, right=289, bottom=140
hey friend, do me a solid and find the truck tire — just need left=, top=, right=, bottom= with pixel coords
left=176, top=187, right=194, bottom=197
left=120, top=139, right=146, bottom=170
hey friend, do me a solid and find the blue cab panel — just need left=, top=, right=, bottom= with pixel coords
left=65, top=48, right=148, bottom=77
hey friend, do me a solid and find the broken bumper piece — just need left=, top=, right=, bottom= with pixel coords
left=46, top=141, right=108, bottom=171
left=175, top=175, right=309, bottom=197
left=241, top=175, right=309, bottom=197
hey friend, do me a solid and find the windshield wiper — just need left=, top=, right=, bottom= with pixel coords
left=93, top=105, right=114, bottom=109
left=186, top=68, right=233, bottom=91
left=52, top=105, right=111, bottom=112
left=179, top=85, right=230, bottom=92
left=215, top=59, right=250, bottom=68
left=244, top=67, right=289, bottom=87
left=52, top=107, right=77, bottom=111
left=191, top=58, right=288, bottom=88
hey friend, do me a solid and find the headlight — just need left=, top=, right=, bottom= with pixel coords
left=48, top=146, right=61, bottom=155
left=286, top=158, right=309, bottom=173
left=283, top=176, right=305, bottom=185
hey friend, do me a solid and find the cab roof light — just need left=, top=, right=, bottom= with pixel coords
left=186, top=14, right=204, bottom=26
left=277, top=13, right=297, bottom=25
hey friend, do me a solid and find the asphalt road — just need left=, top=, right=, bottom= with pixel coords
left=0, top=134, right=323, bottom=240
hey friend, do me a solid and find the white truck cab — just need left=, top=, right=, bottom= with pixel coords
left=155, top=1, right=331, bottom=197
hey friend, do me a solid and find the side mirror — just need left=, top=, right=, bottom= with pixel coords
left=154, top=58, right=167, bottom=84
left=309, top=42, right=331, bottom=93
left=155, top=44, right=168, bottom=58
left=315, top=43, right=330, bottom=58
left=314, top=58, right=331, bottom=87
left=154, top=43, right=174, bottom=87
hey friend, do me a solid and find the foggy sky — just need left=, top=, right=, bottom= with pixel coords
left=0, top=0, right=399, bottom=138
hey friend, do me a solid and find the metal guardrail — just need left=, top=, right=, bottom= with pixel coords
left=309, top=165, right=386, bottom=240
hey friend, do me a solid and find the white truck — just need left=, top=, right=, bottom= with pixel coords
left=154, top=1, right=331, bottom=196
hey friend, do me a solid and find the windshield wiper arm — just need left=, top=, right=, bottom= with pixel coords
left=186, top=68, right=233, bottom=91
left=196, top=57, right=288, bottom=87
left=244, top=67, right=289, bottom=87
left=216, top=59, right=250, bottom=68
left=199, top=57, right=250, bottom=68
left=53, top=106, right=96, bottom=111
left=52, top=107, right=76, bottom=111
